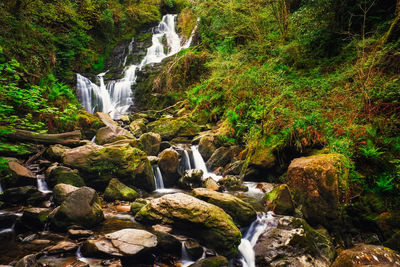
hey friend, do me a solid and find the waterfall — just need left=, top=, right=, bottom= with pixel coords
left=153, top=166, right=165, bottom=190
left=238, top=212, right=278, bottom=267
left=182, top=150, right=192, bottom=171
left=77, top=14, right=194, bottom=119
left=36, top=174, right=52, bottom=194
left=190, top=145, right=221, bottom=181
left=180, top=242, right=195, bottom=267
left=0, top=183, right=3, bottom=194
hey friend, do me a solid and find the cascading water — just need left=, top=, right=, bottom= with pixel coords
left=190, top=145, right=221, bottom=181
left=153, top=166, right=165, bottom=190
left=0, top=183, right=3, bottom=194
left=77, top=14, right=194, bottom=119
left=37, top=174, right=51, bottom=194
left=238, top=212, right=278, bottom=267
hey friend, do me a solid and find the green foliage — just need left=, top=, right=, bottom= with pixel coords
left=359, top=139, right=384, bottom=160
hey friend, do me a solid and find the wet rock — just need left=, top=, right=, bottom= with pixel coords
left=158, top=148, right=180, bottom=187
left=139, top=132, right=161, bottom=156
left=189, top=256, right=229, bottom=267
left=104, top=178, right=138, bottom=201
left=147, top=117, right=200, bottom=141
left=76, top=110, right=105, bottom=140
left=2, top=158, right=36, bottom=189
left=198, top=135, right=217, bottom=161
left=218, top=175, right=247, bottom=191
left=53, top=183, right=79, bottom=205
left=192, top=188, right=256, bottom=227
left=1, top=186, right=44, bottom=205
left=185, top=239, right=203, bottom=260
left=0, top=227, right=15, bottom=243
left=206, top=146, right=241, bottom=171
left=332, top=244, right=400, bottom=266
left=130, top=198, right=148, bottom=215
left=287, top=154, right=348, bottom=228
left=83, top=229, right=157, bottom=258
left=47, top=241, right=78, bottom=254
left=20, top=208, right=50, bottom=231
left=203, top=177, right=220, bottom=191
left=147, top=156, right=159, bottom=164
left=248, top=145, right=276, bottom=169
left=264, top=184, right=295, bottom=215
left=135, top=193, right=241, bottom=258
left=223, top=160, right=245, bottom=176
left=63, top=142, right=154, bottom=191
left=0, top=212, right=18, bottom=229
left=160, top=141, right=171, bottom=151
left=153, top=225, right=181, bottom=256
left=46, top=144, right=70, bottom=161
left=51, top=187, right=104, bottom=230
left=254, top=215, right=335, bottom=267
left=96, top=126, right=134, bottom=145
left=15, top=254, right=37, bottom=267
left=46, top=166, right=85, bottom=188
left=129, top=118, right=148, bottom=137
left=179, top=169, right=203, bottom=189
left=68, top=229, right=94, bottom=238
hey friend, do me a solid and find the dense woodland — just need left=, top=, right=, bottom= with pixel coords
left=0, top=0, right=400, bottom=266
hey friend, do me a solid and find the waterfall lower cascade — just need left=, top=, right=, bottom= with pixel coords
left=238, top=212, right=278, bottom=267
left=190, top=145, right=222, bottom=181
left=77, top=14, right=194, bottom=119
left=153, top=166, right=165, bottom=190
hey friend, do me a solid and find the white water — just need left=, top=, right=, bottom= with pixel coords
left=37, top=174, right=52, bottom=194
left=180, top=242, right=195, bottom=267
left=77, top=14, right=194, bottom=119
left=190, top=145, right=222, bottom=181
left=0, top=183, right=3, bottom=194
left=153, top=166, right=165, bottom=190
left=238, top=212, right=278, bottom=267
left=182, top=150, right=192, bottom=171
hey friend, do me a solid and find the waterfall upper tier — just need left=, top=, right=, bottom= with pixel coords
left=77, top=14, right=194, bottom=119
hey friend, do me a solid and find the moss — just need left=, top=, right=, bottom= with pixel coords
left=104, top=178, right=139, bottom=201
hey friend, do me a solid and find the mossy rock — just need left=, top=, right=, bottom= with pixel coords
left=147, top=117, right=200, bottom=141
left=104, top=178, right=138, bottom=201
left=135, top=193, right=241, bottom=258
left=76, top=110, right=105, bottom=140
left=46, top=144, right=70, bottom=162
left=248, top=144, right=276, bottom=169
left=46, top=166, right=85, bottom=188
left=131, top=198, right=148, bottom=216
left=264, top=184, right=295, bottom=215
left=189, top=256, right=229, bottom=267
left=139, top=132, right=161, bottom=156
left=129, top=118, right=148, bottom=138
left=63, top=143, right=154, bottom=191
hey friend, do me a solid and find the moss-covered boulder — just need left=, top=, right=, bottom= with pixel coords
left=264, top=184, right=295, bottom=215
left=287, top=154, right=348, bottom=228
left=20, top=208, right=51, bottom=231
left=192, top=188, right=256, bottom=227
left=198, top=135, right=217, bottom=161
left=147, top=117, right=200, bottom=141
left=2, top=158, right=36, bottom=189
left=46, top=144, right=71, bottom=162
left=158, top=148, right=180, bottom=187
left=76, top=110, right=105, bottom=140
left=135, top=193, right=241, bottom=258
left=248, top=145, right=276, bottom=169
left=46, top=166, right=85, bottom=188
left=51, top=187, right=104, bottom=230
left=96, top=126, right=134, bottom=145
left=129, top=118, right=148, bottom=138
left=189, top=256, right=229, bottom=267
left=0, top=186, right=44, bottom=205
left=130, top=198, right=148, bottom=216
left=139, top=132, right=161, bottom=156
left=331, top=244, right=400, bottom=266
left=53, top=183, right=79, bottom=205
left=218, top=175, right=247, bottom=191
left=254, top=215, right=335, bottom=266
left=206, top=146, right=241, bottom=171
left=179, top=169, right=203, bottom=189
left=104, top=178, right=138, bottom=201
left=63, top=142, right=154, bottom=191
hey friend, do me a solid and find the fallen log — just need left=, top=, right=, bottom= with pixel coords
left=3, top=128, right=82, bottom=146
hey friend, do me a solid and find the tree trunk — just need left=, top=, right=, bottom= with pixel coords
left=3, top=128, right=82, bottom=146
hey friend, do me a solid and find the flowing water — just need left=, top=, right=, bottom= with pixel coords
left=153, top=166, right=165, bottom=190
left=238, top=212, right=278, bottom=267
left=190, top=145, right=222, bottom=181
left=77, top=14, right=193, bottom=119
left=36, top=174, right=51, bottom=194
left=0, top=183, right=3, bottom=194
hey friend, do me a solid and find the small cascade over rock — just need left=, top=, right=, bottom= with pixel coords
left=238, top=212, right=278, bottom=267
left=191, top=145, right=221, bottom=181
left=153, top=166, right=165, bottom=190
left=77, top=14, right=194, bottom=119
left=0, top=183, right=3, bottom=194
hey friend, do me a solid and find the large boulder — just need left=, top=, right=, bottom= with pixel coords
left=2, top=158, right=36, bottom=189
left=20, top=208, right=51, bottom=231
left=53, top=183, right=79, bottom=205
left=287, top=154, right=348, bottom=228
left=76, top=110, right=105, bottom=140
left=82, top=229, right=157, bottom=258
left=96, top=126, right=134, bottom=145
left=135, top=193, right=241, bottom=258
left=129, top=118, right=148, bottom=137
left=264, top=184, right=295, bottom=215
left=206, top=146, right=241, bottom=171
left=103, top=178, right=138, bottom=201
left=331, top=244, right=400, bottom=266
left=51, top=187, right=104, bottom=230
left=0, top=186, right=43, bottom=205
left=45, top=144, right=70, bottom=162
left=158, top=148, right=180, bottom=187
left=253, top=215, right=335, bottom=267
left=147, top=117, right=200, bottom=141
left=192, top=188, right=256, bottom=227
left=248, top=145, right=276, bottom=169
left=63, top=142, right=154, bottom=191
left=139, top=132, right=161, bottom=156
left=198, top=135, right=217, bottom=161
left=179, top=169, right=203, bottom=189
left=46, top=166, right=85, bottom=188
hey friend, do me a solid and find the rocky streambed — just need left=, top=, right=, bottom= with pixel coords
left=1, top=105, right=400, bottom=267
